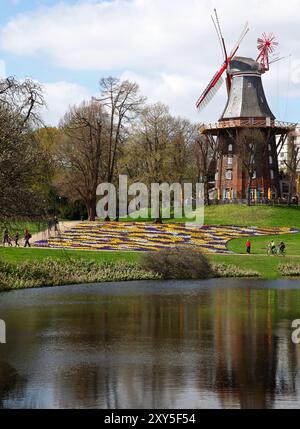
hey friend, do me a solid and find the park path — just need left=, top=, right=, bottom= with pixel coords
left=32, top=221, right=80, bottom=244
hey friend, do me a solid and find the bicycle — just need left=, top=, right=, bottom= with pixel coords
left=267, top=245, right=276, bottom=256
left=277, top=246, right=286, bottom=256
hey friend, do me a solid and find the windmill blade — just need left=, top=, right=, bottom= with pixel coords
left=229, top=22, right=250, bottom=59
left=211, top=14, right=225, bottom=61
left=195, top=17, right=249, bottom=113
left=213, top=8, right=228, bottom=63
left=196, top=72, right=224, bottom=111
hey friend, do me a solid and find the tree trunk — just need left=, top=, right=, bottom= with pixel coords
left=204, top=177, right=210, bottom=206
left=246, top=175, right=252, bottom=207
left=288, top=175, right=295, bottom=206
left=154, top=204, right=162, bottom=224
left=86, top=197, right=97, bottom=221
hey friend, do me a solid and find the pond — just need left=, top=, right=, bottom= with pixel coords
left=1, top=279, right=300, bottom=409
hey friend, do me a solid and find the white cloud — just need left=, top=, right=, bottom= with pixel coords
left=120, top=70, right=227, bottom=122
left=1, top=0, right=300, bottom=123
left=41, top=81, right=92, bottom=126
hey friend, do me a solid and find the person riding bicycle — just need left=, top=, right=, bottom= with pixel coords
left=268, top=240, right=276, bottom=255
left=278, top=241, right=286, bottom=255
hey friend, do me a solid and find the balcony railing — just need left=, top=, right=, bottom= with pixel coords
left=200, top=119, right=298, bottom=133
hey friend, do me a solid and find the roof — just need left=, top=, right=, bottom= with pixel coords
left=220, top=57, right=275, bottom=121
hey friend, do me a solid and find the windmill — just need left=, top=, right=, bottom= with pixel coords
left=196, top=11, right=282, bottom=112
left=197, top=12, right=295, bottom=204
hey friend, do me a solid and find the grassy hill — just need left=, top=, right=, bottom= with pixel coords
left=120, top=205, right=300, bottom=228
left=204, top=205, right=300, bottom=228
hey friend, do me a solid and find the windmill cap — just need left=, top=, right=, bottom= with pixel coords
left=229, top=57, right=264, bottom=74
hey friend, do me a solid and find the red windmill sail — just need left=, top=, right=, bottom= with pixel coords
left=196, top=19, right=249, bottom=111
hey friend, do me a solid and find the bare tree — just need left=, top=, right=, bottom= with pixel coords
left=0, top=77, right=44, bottom=127
left=0, top=109, right=47, bottom=221
left=0, top=77, right=46, bottom=223
left=121, top=103, right=196, bottom=222
left=97, top=77, right=146, bottom=184
left=284, top=132, right=300, bottom=206
left=235, top=129, right=265, bottom=206
left=58, top=100, right=109, bottom=221
left=194, top=134, right=219, bottom=205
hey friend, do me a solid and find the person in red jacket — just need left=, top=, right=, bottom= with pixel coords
left=246, top=240, right=251, bottom=254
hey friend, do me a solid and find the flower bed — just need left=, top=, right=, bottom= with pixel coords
left=33, top=222, right=298, bottom=254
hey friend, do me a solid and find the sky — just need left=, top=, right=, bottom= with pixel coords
left=0, top=0, right=299, bottom=126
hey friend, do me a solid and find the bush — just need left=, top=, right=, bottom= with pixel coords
left=278, top=264, right=300, bottom=277
left=140, top=247, right=213, bottom=280
left=212, top=264, right=259, bottom=278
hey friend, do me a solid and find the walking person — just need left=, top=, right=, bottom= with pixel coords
left=54, top=216, right=60, bottom=235
left=48, top=219, right=53, bottom=237
left=246, top=239, right=251, bottom=254
left=3, top=228, right=9, bottom=247
left=24, top=229, right=32, bottom=248
left=15, top=231, right=20, bottom=247
left=7, top=234, right=13, bottom=247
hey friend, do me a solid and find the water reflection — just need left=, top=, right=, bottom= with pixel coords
left=1, top=280, right=300, bottom=408
left=0, top=361, right=24, bottom=409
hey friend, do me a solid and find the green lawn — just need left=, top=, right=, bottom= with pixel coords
left=0, top=247, right=140, bottom=264
left=204, top=205, right=300, bottom=228
left=228, top=233, right=300, bottom=256
left=208, top=254, right=300, bottom=279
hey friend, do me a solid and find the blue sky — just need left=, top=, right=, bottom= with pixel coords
left=0, top=0, right=299, bottom=126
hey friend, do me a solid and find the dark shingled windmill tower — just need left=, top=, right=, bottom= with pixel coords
left=196, top=12, right=294, bottom=203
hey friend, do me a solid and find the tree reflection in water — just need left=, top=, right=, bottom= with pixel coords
left=0, top=361, right=26, bottom=409
left=0, top=282, right=300, bottom=409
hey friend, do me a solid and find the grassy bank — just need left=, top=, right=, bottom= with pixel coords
left=0, top=256, right=260, bottom=293
left=0, top=258, right=160, bottom=292
left=1, top=248, right=300, bottom=287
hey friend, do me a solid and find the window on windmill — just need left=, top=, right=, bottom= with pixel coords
left=268, top=144, right=272, bottom=151
left=225, top=170, right=232, bottom=180
left=228, top=156, right=233, bottom=166
left=252, top=171, right=257, bottom=179
left=270, top=169, right=274, bottom=180
left=269, top=156, right=273, bottom=165
left=228, top=144, right=233, bottom=152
